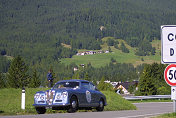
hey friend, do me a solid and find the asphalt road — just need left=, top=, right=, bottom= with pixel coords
left=0, top=102, right=173, bottom=118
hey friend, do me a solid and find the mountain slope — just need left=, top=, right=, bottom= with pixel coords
left=61, top=38, right=161, bottom=67
left=0, top=0, right=173, bottom=74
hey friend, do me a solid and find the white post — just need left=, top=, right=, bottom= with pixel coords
left=21, top=88, right=25, bottom=110
left=171, top=86, right=176, bottom=112
left=174, top=100, right=176, bottom=112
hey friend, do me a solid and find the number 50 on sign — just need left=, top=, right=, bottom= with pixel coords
left=164, top=64, right=176, bottom=86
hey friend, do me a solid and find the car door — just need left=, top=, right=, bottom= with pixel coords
left=88, top=83, right=99, bottom=107
left=79, top=82, right=91, bottom=107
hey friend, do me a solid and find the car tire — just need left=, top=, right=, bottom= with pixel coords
left=67, top=96, right=78, bottom=113
left=35, top=107, right=46, bottom=114
left=96, top=99, right=104, bottom=112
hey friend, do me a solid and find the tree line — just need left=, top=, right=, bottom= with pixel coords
left=0, top=55, right=170, bottom=96
left=0, top=55, right=139, bottom=88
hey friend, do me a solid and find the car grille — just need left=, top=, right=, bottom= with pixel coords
left=46, top=90, right=55, bottom=105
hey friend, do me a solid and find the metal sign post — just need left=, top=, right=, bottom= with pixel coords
left=171, top=86, right=176, bottom=113
left=171, top=86, right=176, bottom=112
left=174, top=100, right=176, bottom=113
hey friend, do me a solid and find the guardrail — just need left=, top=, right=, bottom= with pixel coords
left=123, top=95, right=171, bottom=100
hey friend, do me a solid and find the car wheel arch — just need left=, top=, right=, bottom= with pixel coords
left=96, top=97, right=105, bottom=112
left=70, top=94, right=79, bottom=107
left=100, top=97, right=105, bottom=104
left=67, top=95, right=79, bottom=113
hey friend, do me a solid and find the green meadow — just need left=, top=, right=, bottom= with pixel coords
left=0, top=88, right=136, bottom=115
left=61, top=37, right=161, bottom=67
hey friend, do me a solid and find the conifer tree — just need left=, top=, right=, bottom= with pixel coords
left=84, top=72, right=90, bottom=81
left=0, top=73, right=5, bottom=88
left=72, top=72, right=80, bottom=79
left=97, top=76, right=113, bottom=91
left=137, top=64, right=157, bottom=95
left=120, top=42, right=129, bottom=53
left=108, top=47, right=112, bottom=53
left=97, top=76, right=105, bottom=90
left=28, top=69, right=40, bottom=88
left=7, top=55, right=29, bottom=88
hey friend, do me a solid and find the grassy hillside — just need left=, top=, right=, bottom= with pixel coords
left=61, top=37, right=161, bottom=67
left=0, top=88, right=136, bottom=115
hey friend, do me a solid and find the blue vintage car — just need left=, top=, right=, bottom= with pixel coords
left=33, top=79, right=107, bottom=114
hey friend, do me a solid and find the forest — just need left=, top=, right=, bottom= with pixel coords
left=0, top=0, right=176, bottom=89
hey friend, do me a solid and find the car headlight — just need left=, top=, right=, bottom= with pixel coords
left=40, top=94, right=45, bottom=100
left=34, top=93, right=40, bottom=99
left=62, top=92, right=68, bottom=98
left=55, top=93, right=61, bottom=100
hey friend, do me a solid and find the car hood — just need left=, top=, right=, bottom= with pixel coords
left=49, top=88, right=78, bottom=92
left=35, top=88, right=79, bottom=94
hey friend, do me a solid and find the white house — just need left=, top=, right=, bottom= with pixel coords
left=115, top=81, right=138, bottom=94
left=105, top=50, right=109, bottom=53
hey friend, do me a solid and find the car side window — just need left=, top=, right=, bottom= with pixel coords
left=81, top=82, right=90, bottom=89
left=89, top=83, right=95, bottom=90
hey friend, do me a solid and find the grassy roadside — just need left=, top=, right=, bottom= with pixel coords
left=153, top=113, right=176, bottom=118
left=0, top=88, right=48, bottom=115
left=103, top=91, right=136, bottom=111
left=0, top=88, right=136, bottom=116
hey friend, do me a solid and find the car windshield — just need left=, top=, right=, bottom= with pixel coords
left=53, top=82, right=80, bottom=89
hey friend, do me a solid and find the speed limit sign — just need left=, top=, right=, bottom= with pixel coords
left=164, top=64, right=176, bottom=86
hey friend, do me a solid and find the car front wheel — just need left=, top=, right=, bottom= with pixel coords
left=96, top=99, right=104, bottom=112
left=67, top=96, right=78, bottom=113
left=35, top=107, right=46, bottom=114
